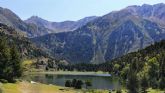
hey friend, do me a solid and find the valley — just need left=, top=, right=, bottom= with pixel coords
left=0, top=2, right=164, bottom=93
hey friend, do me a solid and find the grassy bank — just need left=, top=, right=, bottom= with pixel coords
left=1, top=81, right=78, bottom=93
left=0, top=81, right=109, bottom=93
left=0, top=81, right=164, bottom=93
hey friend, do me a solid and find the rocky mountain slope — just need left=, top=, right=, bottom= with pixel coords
left=25, top=16, right=97, bottom=33
left=0, top=7, right=54, bottom=37
left=32, top=3, right=165, bottom=64
left=0, top=23, right=53, bottom=61
left=0, top=7, right=96, bottom=37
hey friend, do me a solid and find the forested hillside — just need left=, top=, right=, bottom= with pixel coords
left=59, top=40, right=165, bottom=89
left=0, top=23, right=50, bottom=59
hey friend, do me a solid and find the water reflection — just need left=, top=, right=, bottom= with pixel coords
left=23, top=74, right=121, bottom=90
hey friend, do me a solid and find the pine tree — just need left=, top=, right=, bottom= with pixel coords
left=159, top=52, right=165, bottom=89
left=75, top=80, right=83, bottom=89
left=71, top=79, right=77, bottom=87
left=10, top=44, right=22, bottom=81
left=65, top=80, right=71, bottom=87
left=159, top=77, right=165, bottom=89
left=141, top=75, right=149, bottom=93
left=127, top=72, right=139, bottom=93
left=0, top=37, right=22, bottom=82
left=0, top=37, right=11, bottom=80
left=127, top=62, right=140, bottom=93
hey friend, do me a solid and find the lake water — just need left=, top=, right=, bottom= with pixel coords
left=23, top=73, right=121, bottom=90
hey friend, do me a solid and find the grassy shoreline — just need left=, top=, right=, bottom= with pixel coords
left=1, top=71, right=163, bottom=93
left=1, top=81, right=78, bottom=93
left=1, top=81, right=164, bottom=93
left=0, top=81, right=109, bottom=93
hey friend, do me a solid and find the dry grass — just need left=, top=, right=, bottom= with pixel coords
left=1, top=81, right=78, bottom=93
left=1, top=82, right=164, bottom=93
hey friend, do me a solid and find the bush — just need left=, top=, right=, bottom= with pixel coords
left=141, top=75, right=148, bottom=93
left=159, top=77, right=165, bottom=89
left=75, top=80, right=83, bottom=89
left=0, top=88, right=2, bottom=93
left=85, top=80, right=92, bottom=89
left=65, top=79, right=84, bottom=89
left=0, top=79, right=8, bottom=83
left=116, top=90, right=122, bottom=93
left=65, top=80, right=71, bottom=87
left=71, top=79, right=77, bottom=87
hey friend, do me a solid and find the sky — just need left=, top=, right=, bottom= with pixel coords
left=0, top=0, right=165, bottom=22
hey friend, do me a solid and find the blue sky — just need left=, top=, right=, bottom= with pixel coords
left=0, top=0, right=165, bottom=22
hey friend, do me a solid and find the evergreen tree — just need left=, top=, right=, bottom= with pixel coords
left=0, top=37, right=22, bottom=82
left=0, top=37, right=11, bottom=80
left=10, top=44, right=22, bottom=81
left=65, top=80, right=71, bottom=87
left=75, top=80, right=83, bottom=89
left=71, top=79, right=77, bottom=87
left=148, top=57, right=159, bottom=88
left=127, top=72, right=139, bottom=93
left=141, top=75, right=149, bottom=93
left=159, top=52, right=165, bottom=89
left=127, top=62, right=140, bottom=93
left=159, top=77, right=165, bottom=89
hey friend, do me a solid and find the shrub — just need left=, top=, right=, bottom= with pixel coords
left=75, top=80, right=83, bottom=89
left=0, top=79, right=8, bottom=83
left=116, top=90, right=122, bottom=93
left=85, top=80, right=92, bottom=89
left=71, top=79, right=77, bottom=87
left=65, top=80, right=71, bottom=87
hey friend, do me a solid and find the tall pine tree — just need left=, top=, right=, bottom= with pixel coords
left=0, top=37, right=11, bottom=80
left=10, top=44, right=22, bottom=81
left=0, top=37, right=22, bottom=82
left=127, top=61, right=140, bottom=93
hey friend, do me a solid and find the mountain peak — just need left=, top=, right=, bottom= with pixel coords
left=126, top=5, right=140, bottom=9
left=25, top=16, right=98, bottom=33
left=153, top=3, right=165, bottom=6
left=26, top=16, right=48, bottom=22
left=29, top=16, right=40, bottom=20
